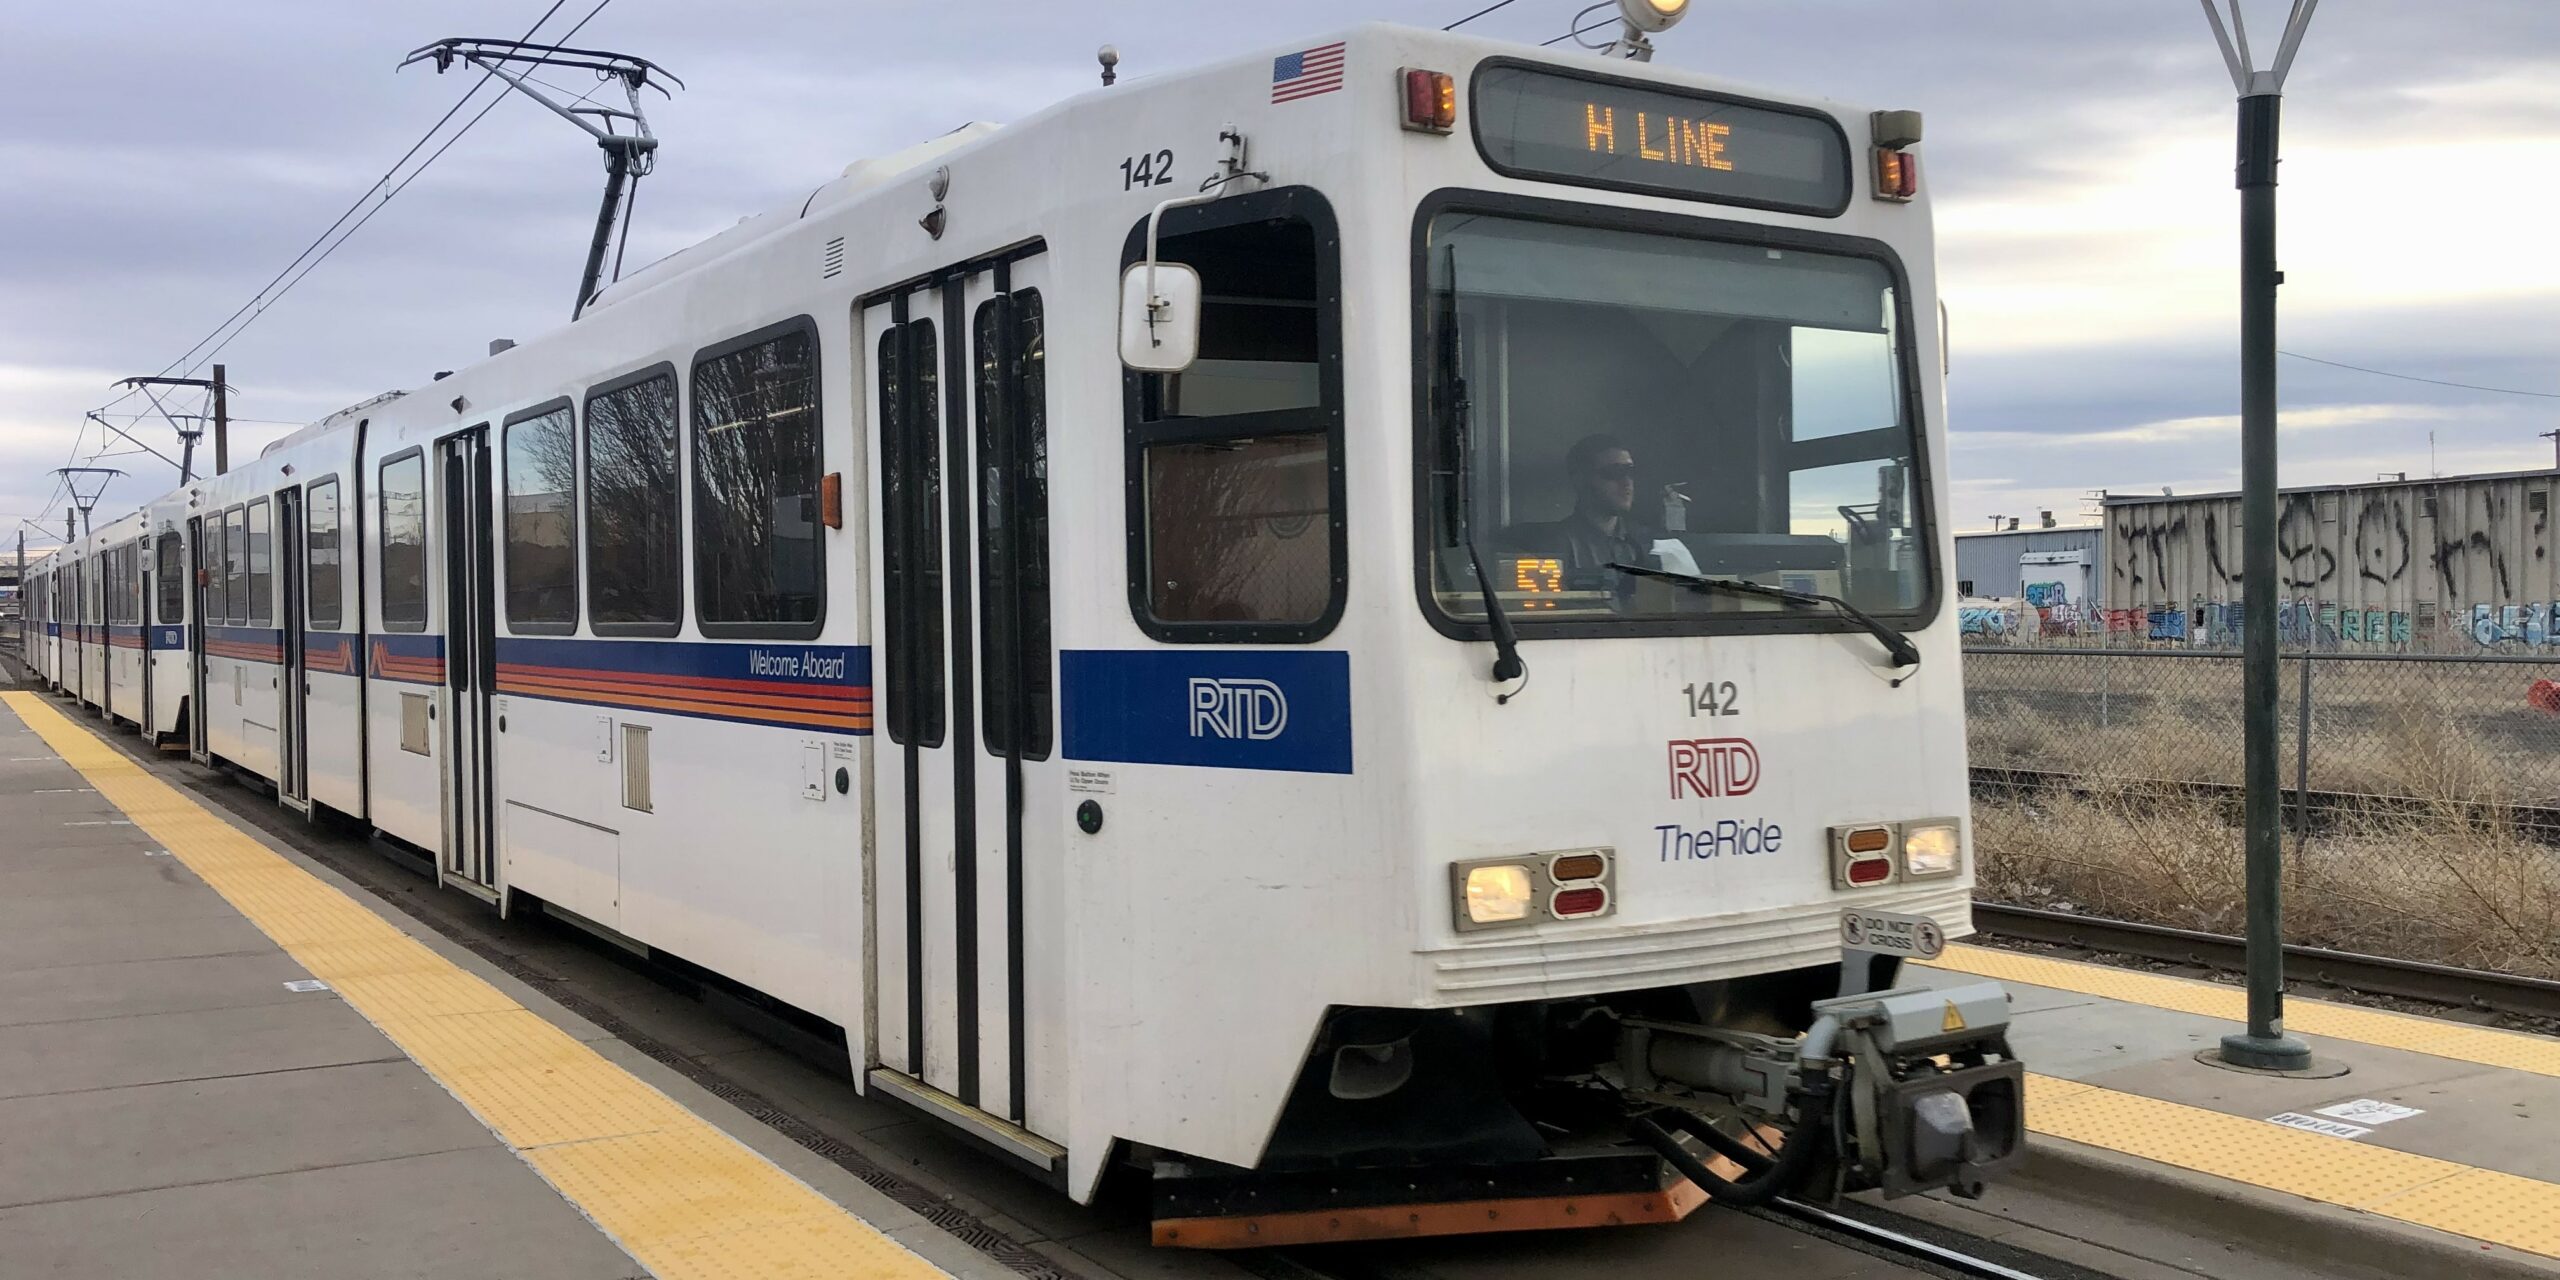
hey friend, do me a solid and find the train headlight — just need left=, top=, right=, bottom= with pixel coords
left=1618, top=0, right=1688, bottom=33
left=1901, top=821, right=1962, bottom=878
left=1462, top=864, right=1534, bottom=925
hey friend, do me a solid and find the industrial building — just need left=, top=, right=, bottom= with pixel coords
left=2099, top=467, right=2560, bottom=649
left=1955, top=527, right=2099, bottom=606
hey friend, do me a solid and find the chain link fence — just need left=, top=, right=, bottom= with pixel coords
left=1964, top=647, right=2560, bottom=806
left=1963, top=647, right=2560, bottom=976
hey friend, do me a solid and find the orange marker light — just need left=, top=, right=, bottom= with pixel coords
left=1401, top=68, right=1456, bottom=133
left=1549, top=852, right=1607, bottom=882
left=1874, top=148, right=1917, bottom=202
left=1844, top=826, right=1891, bottom=854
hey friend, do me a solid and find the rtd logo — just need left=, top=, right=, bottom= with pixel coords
left=1188, top=677, right=1289, bottom=741
left=1668, top=737, right=1760, bottom=800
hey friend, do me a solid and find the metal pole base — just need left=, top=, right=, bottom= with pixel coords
left=2216, top=1030, right=2314, bottom=1072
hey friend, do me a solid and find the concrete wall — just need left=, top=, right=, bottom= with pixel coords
left=2101, top=469, right=2560, bottom=649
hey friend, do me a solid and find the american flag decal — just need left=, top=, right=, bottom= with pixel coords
left=1271, top=42, right=1346, bottom=103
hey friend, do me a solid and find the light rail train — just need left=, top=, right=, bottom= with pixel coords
left=22, top=14, right=2022, bottom=1246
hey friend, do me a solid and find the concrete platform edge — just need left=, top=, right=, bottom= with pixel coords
left=2019, top=1132, right=2557, bottom=1280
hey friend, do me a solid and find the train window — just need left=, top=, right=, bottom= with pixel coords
left=307, top=479, right=342, bottom=630
left=380, top=451, right=428, bottom=631
left=974, top=289, right=1050, bottom=758
left=503, top=402, right=578, bottom=632
left=245, top=499, right=273, bottom=627
left=878, top=316, right=943, bottom=747
left=1417, top=205, right=1933, bottom=637
left=223, top=506, right=248, bottom=626
left=692, top=320, right=824, bottom=636
left=204, top=523, right=226, bottom=626
left=1122, top=189, right=1345, bottom=641
left=156, top=532, right=182, bottom=624
left=584, top=368, right=681, bottom=633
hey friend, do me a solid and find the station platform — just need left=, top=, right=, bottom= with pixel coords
left=0, top=688, right=989, bottom=1280
left=1907, top=943, right=2560, bottom=1276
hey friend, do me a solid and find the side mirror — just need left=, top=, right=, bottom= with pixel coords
left=1119, top=263, right=1202, bottom=372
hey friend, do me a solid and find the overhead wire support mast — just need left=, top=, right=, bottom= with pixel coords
left=401, top=38, right=682, bottom=320
left=2199, top=0, right=2321, bottom=1076
left=114, top=371, right=228, bottom=482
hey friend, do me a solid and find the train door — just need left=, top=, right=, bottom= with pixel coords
left=187, top=517, right=211, bottom=764
left=186, top=517, right=212, bottom=757
left=436, top=428, right=499, bottom=895
left=97, top=549, right=115, bottom=722
left=276, top=486, right=310, bottom=812
left=864, top=249, right=1062, bottom=1139
left=139, top=543, right=153, bottom=735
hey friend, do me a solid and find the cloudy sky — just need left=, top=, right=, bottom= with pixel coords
left=2, top=1, right=2554, bottom=548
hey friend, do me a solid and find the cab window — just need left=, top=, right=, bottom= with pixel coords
left=1121, top=188, right=1344, bottom=643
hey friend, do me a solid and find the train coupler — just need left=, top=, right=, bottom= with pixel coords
left=1618, top=980, right=2025, bottom=1204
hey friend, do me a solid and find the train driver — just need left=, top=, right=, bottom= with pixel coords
left=1508, top=432, right=1663, bottom=576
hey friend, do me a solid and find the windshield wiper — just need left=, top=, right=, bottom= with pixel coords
left=1436, top=247, right=1525, bottom=698
left=1609, top=562, right=1922, bottom=678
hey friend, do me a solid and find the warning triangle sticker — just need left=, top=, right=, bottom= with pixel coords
left=1941, top=1001, right=1967, bottom=1033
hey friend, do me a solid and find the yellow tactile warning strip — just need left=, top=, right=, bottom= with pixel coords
left=1927, top=942, right=2560, bottom=1078
left=4, top=693, right=947, bottom=1280
left=2029, top=1074, right=2560, bottom=1259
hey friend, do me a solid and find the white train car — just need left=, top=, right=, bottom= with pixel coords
left=40, top=18, right=2021, bottom=1246
left=87, top=511, right=151, bottom=729
left=22, top=557, right=52, bottom=687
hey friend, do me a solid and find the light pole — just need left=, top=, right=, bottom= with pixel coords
left=2201, top=0, right=2320, bottom=1073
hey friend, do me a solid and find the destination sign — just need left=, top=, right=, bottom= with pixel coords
left=1473, top=64, right=1851, bottom=215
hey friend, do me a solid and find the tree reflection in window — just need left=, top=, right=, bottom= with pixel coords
left=380, top=455, right=428, bottom=631
left=504, top=407, right=578, bottom=630
left=584, top=375, right=681, bottom=629
left=694, top=328, right=823, bottom=631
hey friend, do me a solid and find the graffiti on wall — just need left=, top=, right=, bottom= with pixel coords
left=2105, top=480, right=2556, bottom=652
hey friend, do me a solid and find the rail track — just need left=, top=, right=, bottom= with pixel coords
left=1971, top=901, right=2560, bottom=1021
left=1970, top=766, right=2560, bottom=837
left=1755, top=1198, right=2067, bottom=1280
left=1255, top=1197, right=2079, bottom=1280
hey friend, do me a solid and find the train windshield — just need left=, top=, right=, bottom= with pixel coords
left=1422, top=210, right=1930, bottom=630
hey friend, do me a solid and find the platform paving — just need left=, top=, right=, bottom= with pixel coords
left=1912, top=945, right=2560, bottom=1276
left=0, top=704, right=650, bottom=1279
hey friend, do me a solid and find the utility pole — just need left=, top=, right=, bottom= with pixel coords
left=2201, top=0, right=2321, bottom=1074
left=2540, top=428, right=2558, bottom=471
left=212, top=365, right=229, bottom=475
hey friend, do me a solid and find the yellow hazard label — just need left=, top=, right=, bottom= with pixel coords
left=1942, top=1000, right=1967, bottom=1033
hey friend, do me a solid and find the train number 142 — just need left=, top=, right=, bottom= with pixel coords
left=1682, top=681, right=1740, bottom=717
left=1120, top=149, right=1174, bottom=189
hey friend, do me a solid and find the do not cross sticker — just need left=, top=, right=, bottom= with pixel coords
left=1841, top=909, right=1945, bottom=959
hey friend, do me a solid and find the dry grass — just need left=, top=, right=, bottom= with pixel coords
left=1975, top=787, right=2560, bottom=982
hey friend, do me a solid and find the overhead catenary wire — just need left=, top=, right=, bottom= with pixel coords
left=1542, top=8, right=1621, bottom=47
left=1445, top=0, right=1525, bottom=31
left=150, top=0, right=576, bottom=385
left=173, top=0, right=618, bottom=383
left=55, top=0, right=583, bottom=515
left=2279, top=350, right=2560, bottom=401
